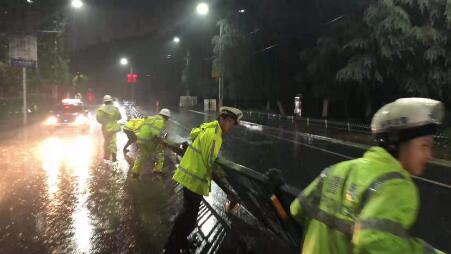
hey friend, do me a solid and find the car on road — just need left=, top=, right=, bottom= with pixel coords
left=44, top=98, right=91, bottom=133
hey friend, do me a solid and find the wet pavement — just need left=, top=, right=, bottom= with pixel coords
left=1, top=123, right=136, bottom=253
left=0, top=104, right=181, bottom=254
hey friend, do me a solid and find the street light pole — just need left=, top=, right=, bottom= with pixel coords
left=185, top=50, right=191, bottom=96
left=195, top=2, right=224, bottom=110
left=16, top=2, right=82, bottom=126
left=218, top=22, right=224, bottom=111
left=22, top=67, right=27, bottom=125
left=130, top=66, right=135, bottom=103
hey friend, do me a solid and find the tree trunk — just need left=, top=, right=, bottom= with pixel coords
left=344, top=96, right=349, bottom=120
left=277, top=100, right=286, bottom=115
left=322, top=98, right=329, bottom=118
left=364, top=85, right=372, bottom=122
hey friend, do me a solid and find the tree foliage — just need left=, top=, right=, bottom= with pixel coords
left=0, top=0, right=71, bottom=96
left=297, top=0, right=451, bottom=119
left=211, top=18, right=259, bottom=102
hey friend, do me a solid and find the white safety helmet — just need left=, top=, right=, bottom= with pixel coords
left=159, top=108, right=171, bottom=118
left=371, top=98, right=444, bottom=144
left=220, top=106, right=243, bottom=124
left=103, top=95, right=113, bottom=102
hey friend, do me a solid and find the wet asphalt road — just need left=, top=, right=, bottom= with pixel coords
left=163, top=108, right=451, bottom=252
left=0, top=118, right=147, bottom=253
left=0, top=102, right=186, bottom=254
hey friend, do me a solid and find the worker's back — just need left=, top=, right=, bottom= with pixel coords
left=96, top=104, right=121, bottom=133
left=293, top=147, right=418, bottom=254
left=136, top=115, right=164, bottom=143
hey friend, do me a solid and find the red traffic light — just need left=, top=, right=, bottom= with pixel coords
left=127, top=73, right=138, bottom=84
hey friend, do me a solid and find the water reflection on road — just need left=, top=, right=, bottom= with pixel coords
left=37, top=135, right=95, bottom=253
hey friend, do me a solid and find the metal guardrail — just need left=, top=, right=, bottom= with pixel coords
left=124, top=103, right=302, bottom=250
left=162, top=139, right=303, bottom=251
left=243, top=111, right=449, bottom=148
left=244, top=111, right=370, bottom=135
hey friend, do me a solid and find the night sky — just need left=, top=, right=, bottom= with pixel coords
left=65, top=0, right=357, bottom=105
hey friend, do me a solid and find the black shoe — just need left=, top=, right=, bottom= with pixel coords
left=181, top=240, right=197, bottom=252
left=160, top=248, right=181, bottom=254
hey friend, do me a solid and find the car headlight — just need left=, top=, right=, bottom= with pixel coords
left=75, top=115, right=88, bottom=125
left=45, top=116, right=58, bottom=125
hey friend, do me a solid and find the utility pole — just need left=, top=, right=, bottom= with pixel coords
left=130, top=66, right=135, bottom=103
left=218, top=22, right=224, bottom=111
left=22, top=67, right=27, bottom=125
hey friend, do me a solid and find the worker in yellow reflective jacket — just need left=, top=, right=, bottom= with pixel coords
left=290, top=98, right=446, bottom=254
left=163, top=106, right=243, bottom=254
left=131, top=108, right=171, bottom=178
left=96, top=95, right=122, bottom=162
left=122, top=117, right=145, bottom=156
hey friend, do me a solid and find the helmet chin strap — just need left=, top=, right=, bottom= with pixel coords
left=376, top=134, right=400, bottom=158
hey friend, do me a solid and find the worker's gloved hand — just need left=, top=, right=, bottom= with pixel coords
left=224, top=200, right=240, bottom=214
left=132, top=172, right=140, bottom=179
left=161, top=132, right=168, bottom=140
left=181, top=141, right=189, bottom=151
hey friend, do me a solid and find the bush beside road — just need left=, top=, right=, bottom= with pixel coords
left=0, top=95, right=54, bottom=131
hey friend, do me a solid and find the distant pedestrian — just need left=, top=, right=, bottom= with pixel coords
left=87, top=88, right=94, bottom=104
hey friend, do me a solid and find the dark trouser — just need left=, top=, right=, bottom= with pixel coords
left=164, top=187, right=202, bottom=253
left=123, top=130, right=137, bottom=152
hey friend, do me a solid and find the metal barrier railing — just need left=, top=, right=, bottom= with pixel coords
left=161, top=139, right=303, bottom=251
left=122, top=102, right=305, bottom=248
left=243, top=111, right=449, bottom=148
left=244, top=111, right=370, bottom=135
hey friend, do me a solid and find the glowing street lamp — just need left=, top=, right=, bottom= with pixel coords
left=173, top=36, right=180, bottom=43
left=120, top=57, right=129, bottom=66
left=119, top=57, right=136, bottom=101
left=71, top=0, right=84, bottom=9
left=196, top=2, right=209, bottom=16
